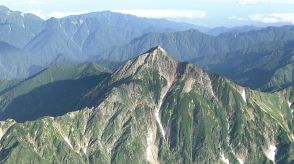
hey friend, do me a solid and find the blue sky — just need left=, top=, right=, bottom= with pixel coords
left=1, top=0, right=294, bottom=27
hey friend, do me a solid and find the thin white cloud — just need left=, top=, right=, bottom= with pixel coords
left=29, top=9, right=206, bottom=20
left=229, top=16, right=248, bottom=21
left=30, top=10, right=46, bottom=19
left=112, top=9, right=206, bottom=19
left=237, top=0, right=259, bottom=5
left=29, top=10, right=92, bottom=19
left=237, top=0, right=294, bottom=5
left=25, top=0, right=46, bottom=5
left=48, top=11, right=89, bottom=18
left=12, top=0, right=47, bottom=5
left=249, top=13, right=294, bottom=24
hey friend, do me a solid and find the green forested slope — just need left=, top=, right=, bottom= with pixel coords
left=0, top=47, right=293, bottom=163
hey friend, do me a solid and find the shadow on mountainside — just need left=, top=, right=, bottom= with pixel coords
left=0, top=73, right=110, bottom=122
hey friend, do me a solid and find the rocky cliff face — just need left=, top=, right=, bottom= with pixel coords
left=0, top=46, right=293, bottom=163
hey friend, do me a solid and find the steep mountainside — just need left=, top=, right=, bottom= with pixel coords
left=0, top=41, right=40, bottom=79
left=0, top=47, right=293, bottom=163
left=24, top=11, right=198, bottom=61
left=104, top=26, right=294, bottom=63
left=218, top=26, right=294, bottom=52
left=0, top=6, right=44, bottom=48
left=265, top=62, right=294, bottom=91
left=0, top=63, right=110, bottom=122
left=104, top=30, right=229, bottom=61
left=207, top=25, right=261, bottom=36
left=59, top=11, right=199, bottom=57
left=194, top=27, right=294, bottom=91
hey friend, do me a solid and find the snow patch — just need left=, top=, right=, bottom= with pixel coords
left=79, top=19, right=83, bottom=24
left=83, top=138, right=89, bottom=155
left=63, top=136, right=73, bottom=149
left=146, top=131, right=153, bottom=162
left=287, top=101, right=292, bottom=108
left=237, top=158, right=244, bottom=164
left=22, top=23, right=25, bottom=28
left=71, top=20, right=78, bottom=25
left=264, top=145, right=277, bottom=162
left=155, top=106, right=165, bottom=137
left=221, top=153, right=230, bottom=164
left=209, top=80, right=216, bottom=98
left=98, top=140, right=104, bottom=149
left=146, top=129, right=159, bottom=164
left=21, top=12, right=25, bottom=17
left=226, top=118, right=231, bottom=144
left=0, top=123, right=14, bottom=141
left=0, top=129, right=3, bottom=140
left=154, top=69, right=176, bottom=139
left=241, top=89, right=246, bottom=103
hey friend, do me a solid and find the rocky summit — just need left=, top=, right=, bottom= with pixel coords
left=0, top=46, right=293, bottom=163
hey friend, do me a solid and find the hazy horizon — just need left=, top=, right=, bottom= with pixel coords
left=1, top=0, right=294, bottom=27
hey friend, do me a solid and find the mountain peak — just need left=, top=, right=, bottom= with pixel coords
left=112, top=46, right=177, bottom=81
left=144, top=45, right=167, bottom=56
left=140, top=45, right=174, bottom=63
left=147, top=45, right=164, bottom=52
left=136, top=45, right=175, bottom=66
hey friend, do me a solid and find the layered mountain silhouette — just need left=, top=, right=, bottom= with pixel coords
left=1, top=6, right=294, bottom=92
left=104, top=26, right=294, bottom=91
left=1, top=6, right=294, bottom=93
left=0, top=6, right=199, bottom=79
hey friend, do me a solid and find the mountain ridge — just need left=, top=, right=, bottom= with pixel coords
left=1, top=47, right=292, bottom=163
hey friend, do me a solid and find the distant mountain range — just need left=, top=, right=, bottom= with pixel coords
left=1, top=5, right=294, bottom=92
left=102, top=26, right=294, bottom=91
left=0, top=6, right=200, bottom=79
left=206, top=25, right=262, bottom=36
